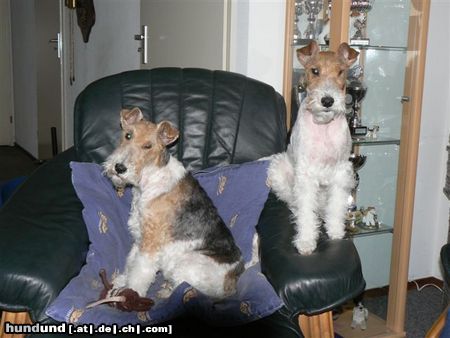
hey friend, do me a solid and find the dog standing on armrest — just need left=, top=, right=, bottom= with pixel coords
left=269, top=41, right=359, bottom=255
left=102, top=108, right=244, bottom=304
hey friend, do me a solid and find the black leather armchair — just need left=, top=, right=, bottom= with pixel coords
left=0, top=68, right=365, bottom=338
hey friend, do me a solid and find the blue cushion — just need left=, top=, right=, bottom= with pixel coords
left=46, top=160, right=283, bottom=326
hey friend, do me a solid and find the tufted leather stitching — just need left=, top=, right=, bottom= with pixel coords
left=148, top=70, right=154, bottom=122
left=230, top=77, right=248, bottom=163
left=74, top=68, right=286, bottom=169
left=177, top=69, right=184, bottom=162
left=212, top=129, right=233, bottom=157
left=202, top=71, right=215, bottom=168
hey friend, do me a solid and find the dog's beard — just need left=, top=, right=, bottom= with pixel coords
left=106, top=171, right=127, bottom=189
left=304, top=91, right=346, bottom=124
left=310, top=110, right=337, bottom=124
left=103, top=152, right=138, bottom=188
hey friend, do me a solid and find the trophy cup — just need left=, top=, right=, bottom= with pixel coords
left=293, top=0, right=304, bottom=45
left=346, top=153, right=367, bottom=231
left=350, top=0, right=375, bottom=46
left=346, top=79, right=368, bottom=137
left=303, top=0, right=323, bottom=40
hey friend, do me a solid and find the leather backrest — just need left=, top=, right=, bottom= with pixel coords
left=74, top=68, right=287, bottom=171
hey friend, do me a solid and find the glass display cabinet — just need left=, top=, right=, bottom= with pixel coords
left=283, top=0, right=430, bottom=336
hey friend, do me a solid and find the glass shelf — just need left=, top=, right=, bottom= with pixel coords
left=291, top=43, right=406, bottom=52
left=350, top=44, right=407, bottom=52
left=292, top=41, right=330, bottom=48
left=352, top=136, right=400, bottom=146
left=346, top=223, right=393, bottom=238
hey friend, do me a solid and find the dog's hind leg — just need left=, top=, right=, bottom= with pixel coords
left=161, top=245, right=241, bottom=299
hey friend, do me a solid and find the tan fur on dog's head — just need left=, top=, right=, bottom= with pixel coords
left=296, top=41, right=359, bottom=124
left=297, top=41, right=359, bottom=93
left=103, top=108, right=179, bottom=187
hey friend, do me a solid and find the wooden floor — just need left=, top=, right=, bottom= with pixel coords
left=334, top=309, right=399, bottom=338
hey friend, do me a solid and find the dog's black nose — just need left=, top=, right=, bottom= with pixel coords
left=321, top=96, right=334, bottom=108
left=115, top=163, right=127, bottom=174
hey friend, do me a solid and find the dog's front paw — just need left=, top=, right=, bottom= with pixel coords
left=112, top=273, right=127, bottom=289
left=294, top=238, right=317, bottom=255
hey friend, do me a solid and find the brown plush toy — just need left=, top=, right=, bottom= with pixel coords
left=86, top=269, right=154, bottom=312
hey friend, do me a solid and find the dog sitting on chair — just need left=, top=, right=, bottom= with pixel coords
left=99, top=108, right=244, bottom=309
left=269, top=41, right=359, bottom=255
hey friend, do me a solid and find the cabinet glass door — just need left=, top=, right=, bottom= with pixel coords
left=349, top=0, right=411, bottom=290
left=285, top=0, right=429, bottom=336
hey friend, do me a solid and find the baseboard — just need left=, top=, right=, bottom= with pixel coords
left=364, top=277, right=444, bottom=299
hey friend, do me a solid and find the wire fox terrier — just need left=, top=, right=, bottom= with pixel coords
left=269, top=41, right=359, bottom=255
left=102, top=108, right=244, bottom=305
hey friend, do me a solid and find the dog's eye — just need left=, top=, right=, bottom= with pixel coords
left=125, top=132, right=132, bottom=140
left=339, top=70, right=344, bottom=76
left=311, top=68, right=320, bottom=76
left=142, top=143, right=152, bottom=150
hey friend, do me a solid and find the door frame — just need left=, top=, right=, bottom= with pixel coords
left=60, top=0, right=72, bottom=151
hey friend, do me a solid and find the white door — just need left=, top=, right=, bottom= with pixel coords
left=36, top=0, right=62, bottom=159
left=138, top=0, right=228, bottom=70
left=60, top=0, right=229, bottom=150
left=10, top=0, right=61, bottom=159
left=0, top=0, right=14, bottom=146
left=60, top=0, right=141, bottom=149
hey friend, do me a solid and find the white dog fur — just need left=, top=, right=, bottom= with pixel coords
left=269, top=41, right=359, bottom=255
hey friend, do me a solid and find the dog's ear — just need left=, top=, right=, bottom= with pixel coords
left=120, top=108, right=144, bottom=127
left=297, top=40, right=320, bottom=66
left=337, top=43, right=359, bottom=67
left=157, top=121, right=179, bottom=146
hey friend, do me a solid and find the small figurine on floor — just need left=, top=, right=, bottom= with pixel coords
left=351, top=302, right=369, bottom=330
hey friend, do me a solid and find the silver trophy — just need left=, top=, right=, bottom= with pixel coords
left=346, top=153, right=367, bottom=230
left=293, top=1, right=304, bottom=44
left=346, top=154, right=380, bottom=230
left=350, top=0, right=375, bottom=46
left=304, top=0, right=323, bottom=40
left=346, top=79, right=368, bottom=137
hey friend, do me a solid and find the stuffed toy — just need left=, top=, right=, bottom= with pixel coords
left=351, top=302, right=369, bottom=330
left=87, top=269, right=154, bottom=312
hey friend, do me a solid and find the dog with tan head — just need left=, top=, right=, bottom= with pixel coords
left=269, top=41, right=359, bottom=255
left=102, top=108, right=244, bottom=305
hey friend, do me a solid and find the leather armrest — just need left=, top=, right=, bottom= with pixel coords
left=441, top=244, right=450, bottom=285
left=257, top=193, right=365, bottom=317
left=0, top=148, right=89, bottom=322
